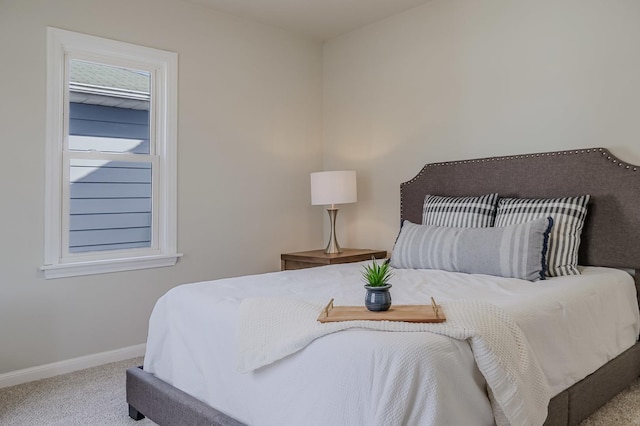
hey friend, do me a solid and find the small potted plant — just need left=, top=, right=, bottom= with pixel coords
left=362, top=258, right=393, bottom=311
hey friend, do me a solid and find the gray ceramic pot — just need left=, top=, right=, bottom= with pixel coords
left=364, top=284, right=392, bottom=312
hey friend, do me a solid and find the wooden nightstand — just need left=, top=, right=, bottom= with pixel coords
left=281, top=248, right=387, bottom=271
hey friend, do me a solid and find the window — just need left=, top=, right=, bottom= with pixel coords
left=43, top=28, right=179, bottom=279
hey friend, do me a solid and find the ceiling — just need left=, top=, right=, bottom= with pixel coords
left=186, top=0, right=433, bottom=40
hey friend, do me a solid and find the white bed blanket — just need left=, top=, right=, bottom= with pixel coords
left=144, top=265, right=639, bottom=426
left=237, top=298, right=551, bottom=426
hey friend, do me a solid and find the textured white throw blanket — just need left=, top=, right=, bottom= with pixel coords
left=237, top=298, right=551, bottom=426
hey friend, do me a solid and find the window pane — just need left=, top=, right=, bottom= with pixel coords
left=69, top=159, right=152, bottom=253
left=68, top=60, right=150, bottom=154
left=68, top=136, right=150, bottom=154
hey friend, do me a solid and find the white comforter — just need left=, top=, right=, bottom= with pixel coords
left=144, top=265, right=639, bottom=426
left=237, top=298, right=551, bottom=425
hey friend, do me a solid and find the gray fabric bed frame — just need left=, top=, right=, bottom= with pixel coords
left=127, top=147, right=640, bottom=425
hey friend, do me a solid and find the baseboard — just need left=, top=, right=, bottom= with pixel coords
left=0, top=343, right=146, bottom=389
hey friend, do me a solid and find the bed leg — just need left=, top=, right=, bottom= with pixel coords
left=129, top=404, right=146, bottom=421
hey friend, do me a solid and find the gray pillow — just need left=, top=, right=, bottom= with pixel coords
left=390, top=217, right=553, bottom=281
left=494, top=196, right=590, bottom=277
left=422, top=193, right=499, bottom=228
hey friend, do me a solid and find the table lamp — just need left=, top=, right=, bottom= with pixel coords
left=310, top=170, right=357, bottom=254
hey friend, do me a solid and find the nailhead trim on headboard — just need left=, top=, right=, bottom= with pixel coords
left=400, top=147, right=638, bottom=217
left=403, top=148, right=637, bottom=184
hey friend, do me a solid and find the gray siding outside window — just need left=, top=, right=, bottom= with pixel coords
left=68, top=103, right=152, bottom=253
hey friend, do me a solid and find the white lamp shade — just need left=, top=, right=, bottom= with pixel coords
left=310, top=170, right=357, bottom=206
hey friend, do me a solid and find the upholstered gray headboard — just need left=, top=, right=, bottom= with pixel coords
left=400, top=148, right=640, bottom=271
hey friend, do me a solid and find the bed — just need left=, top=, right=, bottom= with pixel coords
left=127, top=147, right=640, bottom=426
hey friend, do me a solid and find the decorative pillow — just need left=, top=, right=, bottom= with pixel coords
left=390, top=217, right=553, bottom=281
left=494, top=196, right=590, bottom=277
left=422, top=193, right=499, bottom=228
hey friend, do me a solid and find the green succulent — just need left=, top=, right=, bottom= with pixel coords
left=361, top=258, right=393, bottom=287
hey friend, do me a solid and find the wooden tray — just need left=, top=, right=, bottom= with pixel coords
left=317, top=298, right=446, bottom=323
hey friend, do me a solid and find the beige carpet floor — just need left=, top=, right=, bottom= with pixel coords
left=0, top=357, right=153, bottom=426
left=0, top=357, right=639, bottom=425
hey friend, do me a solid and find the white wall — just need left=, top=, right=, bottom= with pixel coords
left=3, top=0, right=640, bottom=377
left=323, top=0, right=640, bottom=253
left=0, top=0, right=323, bottom=374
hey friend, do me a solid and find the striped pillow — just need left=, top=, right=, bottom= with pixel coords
left=390, top=218, right=553, bottom=281
left=422, top=193, right=499, bottom=228
left=494, top=196, right=590, bottom=277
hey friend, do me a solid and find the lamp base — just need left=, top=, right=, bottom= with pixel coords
left=325, top=208, right=342, bottom=254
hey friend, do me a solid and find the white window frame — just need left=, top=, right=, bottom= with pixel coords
left=42, top=28, right=180, bottom=279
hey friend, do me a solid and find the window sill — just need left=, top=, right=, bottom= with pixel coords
left=40, top=253, right=183, bottom=279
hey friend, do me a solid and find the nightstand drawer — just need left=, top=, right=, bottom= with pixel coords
left=281, top=248, right=387, bottom=271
